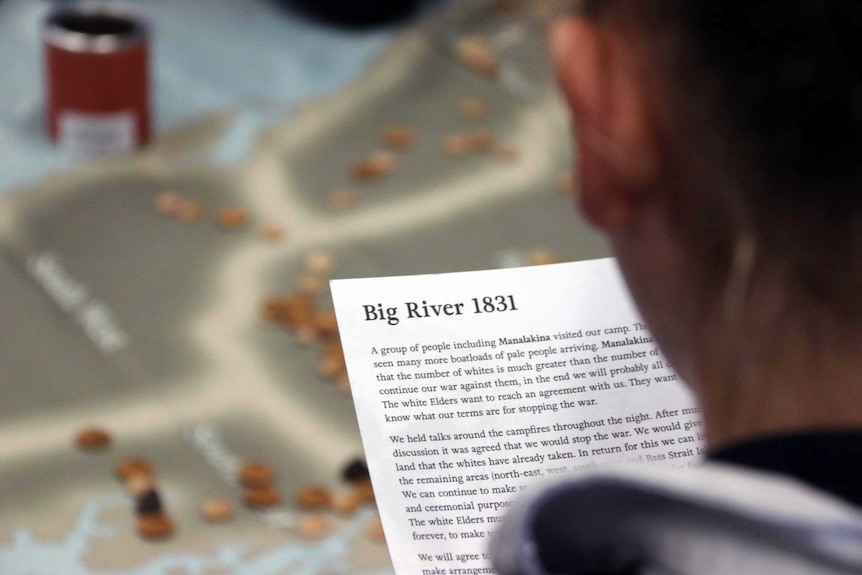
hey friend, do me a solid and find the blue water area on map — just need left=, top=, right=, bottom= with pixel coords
left=0, top=493, right=394, bottom=575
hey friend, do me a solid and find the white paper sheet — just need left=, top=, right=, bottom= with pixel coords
left=331, top=258, right=701, bottom=575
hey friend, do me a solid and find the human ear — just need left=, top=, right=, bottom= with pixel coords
left=551, top=16, right=659, bottom=231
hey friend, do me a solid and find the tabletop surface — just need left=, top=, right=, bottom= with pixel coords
left=0, top=1, right=610, bottom=573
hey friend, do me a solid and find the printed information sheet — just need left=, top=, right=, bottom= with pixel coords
left=331, top=258, right=702, bottom=575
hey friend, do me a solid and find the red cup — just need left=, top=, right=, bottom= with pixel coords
left=44, top=3, right=150, bottom=158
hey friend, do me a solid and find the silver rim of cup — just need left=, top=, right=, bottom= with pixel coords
left=43, top=2, right=148, bottom=54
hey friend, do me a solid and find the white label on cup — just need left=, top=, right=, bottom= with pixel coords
left=58, top=110, right=137, bottom=158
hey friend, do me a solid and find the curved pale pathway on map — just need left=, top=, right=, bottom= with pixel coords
left=0, top=9, right=575, bottom=475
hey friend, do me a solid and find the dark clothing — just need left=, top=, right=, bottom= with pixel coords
left=709, top=431, right=862, bottom=506
left=491, top=434, right=862, bottom=575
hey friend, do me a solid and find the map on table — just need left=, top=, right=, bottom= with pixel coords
left=0, top=1, right=608, bottom=573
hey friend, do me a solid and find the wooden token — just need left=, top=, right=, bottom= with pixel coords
left=351, top=150, right=397, bottom=182
left=261, top=224, right=286, bottom=242
left=216, top=206, right=248, bottom=229
left=527, top=247, right=560, bottom=266
left=455, top=35, right=499, bottom=76
left=154, top=192, right=182, bottom=215
left=297, top=513, right=332, bottom=539
left=442, top=130, right=496, bottom=155
left=239, top=461, right=275, bottom=488
left=382, top=126, right=415, bottom=150
left=353, top=478, right=376, bottom=504
left=260, top=296, right=287, bottom=323
left=261, top=295, right=314, bottom=328
left=336, top=374, right=352, bottom=396
left=296, top=274, right=325, bottom=296
left=441, top=133, right=472, bottom=156
left=115, top=456, right=154, bottom=481
left=75, top=427, right=111, bottom=451
left=137, top=513, right=174, bottom=540
left=295, top=484, right=332, bottom=510
left=125, top=473, right=155, bottom=496
left=318, top=343, right=346, bottom=379
left=304, top=251, right=336, bottom=276
left=368, top=149, right=397, bottom=172
left=174, top=198, right=204, bottom=222
left=330, top=490, right=360, bottom=516
left=200, top=497, right=235, bottom=523
left=366, top=515, right=386, bottom=542
left=243, top=486, right=281, bottom=509
left=295, top=325, right=320, bottom=345
left=327, top=188, right=357, bottom=211
left=459, top=97, right=487, bottom=121
left=313, top=310, right=339, bottom=338
left=466, top=129, right=495, bottom=151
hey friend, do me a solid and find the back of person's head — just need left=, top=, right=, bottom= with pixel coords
left=581, top=1, right=862, bottom=319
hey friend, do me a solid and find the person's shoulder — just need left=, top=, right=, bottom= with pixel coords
left=586, top=460, right=861, bottom=518
left=491, top=462, right=862, bottom=575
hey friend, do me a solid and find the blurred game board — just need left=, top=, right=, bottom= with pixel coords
left=0, top=1, right=608, bottom=573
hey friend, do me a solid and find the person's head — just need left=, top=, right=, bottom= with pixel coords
left=551, top=1, right=862, bottom=442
